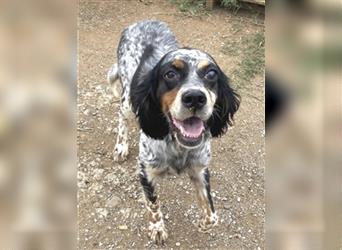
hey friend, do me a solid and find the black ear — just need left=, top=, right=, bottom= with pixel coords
left=208, top=72, right=240, bottom=137
left=130, top=63, right=169, bottom=140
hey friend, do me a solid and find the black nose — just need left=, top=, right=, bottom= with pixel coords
left=181, top=90, right=207, bottom=110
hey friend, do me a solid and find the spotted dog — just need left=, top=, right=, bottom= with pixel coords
left=107, top=20, right=240, bottom=244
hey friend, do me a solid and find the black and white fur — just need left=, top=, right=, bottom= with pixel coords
left=108, top=20, right=240, bottom=244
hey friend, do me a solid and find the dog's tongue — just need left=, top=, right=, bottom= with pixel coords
left=173, top=117, right=204, bottom=138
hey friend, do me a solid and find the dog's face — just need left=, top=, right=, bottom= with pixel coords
left=158, top=50, right=222, bottom=148
left=131, top=48, right=240, bottom=148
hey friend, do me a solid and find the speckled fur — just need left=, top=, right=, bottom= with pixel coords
left=139, top=132, right=211, bottom=174
left=108, top=20, right=240, bottom=244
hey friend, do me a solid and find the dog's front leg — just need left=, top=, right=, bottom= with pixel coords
left=189, top=167, right=218, bottom=233
left=113, top=76, right=132, bottom=162
left=139, top=163, right=168, bottom=244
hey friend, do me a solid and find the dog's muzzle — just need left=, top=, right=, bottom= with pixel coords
left=181, top=90, right=207, bottom=111
left=171, top=116, right=205, bottom=149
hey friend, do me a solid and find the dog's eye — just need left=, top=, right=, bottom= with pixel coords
left=204, top=69, right=217, bottom=81
left=164, top=71, right=178, bottom=80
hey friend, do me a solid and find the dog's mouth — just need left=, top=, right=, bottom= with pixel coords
left=171, top=116, right=205, bottom=149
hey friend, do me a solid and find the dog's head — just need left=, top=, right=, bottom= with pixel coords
left=131, top=48, right=240, bottom=149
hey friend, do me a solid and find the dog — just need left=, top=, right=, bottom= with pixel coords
left=107, top=20, right=240, bottom=244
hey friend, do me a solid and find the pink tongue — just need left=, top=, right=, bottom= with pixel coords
left=174, top=117, right=204, bottom=138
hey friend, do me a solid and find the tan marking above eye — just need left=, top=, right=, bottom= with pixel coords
left=172, top=59, right=185, bottom=69
left=197, top=60, right=210, bottom=70
left=161, top=88, right=179, bottom=113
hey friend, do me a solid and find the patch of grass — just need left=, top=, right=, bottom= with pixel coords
left=230, top=22, right=243, bottom=34
left=237, top=32, right=264, bottom=82
left=221, top=40, right=240, bottom=56
left=221, top=32, right=264, bottom=89
left=220, top=24, right=244, bottom=56
left=221, top=0, right=241, bottom=12
left=170, top=0, right=207, bottom=16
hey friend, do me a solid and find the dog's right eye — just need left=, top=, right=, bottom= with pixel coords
left=164, top=71, right=178, bottom=80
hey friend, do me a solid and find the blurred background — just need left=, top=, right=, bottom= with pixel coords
left=0, top=0, right=76, bottom=249
left=266, top=0, right=341, bottom=249
left=0, top=0, right=341, bottom=249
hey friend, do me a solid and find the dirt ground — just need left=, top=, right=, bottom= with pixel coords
left=78, top=1, right=265, bottom=249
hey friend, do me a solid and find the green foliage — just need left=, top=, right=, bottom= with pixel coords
left=221, top=32, right=265, bottom=89
left=170, top=0, right=207, bottom=16
left=221, top=0, right=241, bottom=11
left=237, top=32, right=265, bottom=82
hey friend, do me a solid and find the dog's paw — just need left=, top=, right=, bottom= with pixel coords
left=197, top=212, right=218, bottom=233
left=113, top=142, right=129, bottom=162
left=148, top=221, right=168, bottom=245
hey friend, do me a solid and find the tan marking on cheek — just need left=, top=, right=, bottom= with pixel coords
left=172, top=59, right=185, bottom=69
left=161, top=88, right=179, bottom=113
left=197, top=60, right=210, bottom=70
left=208, top=90, right=216, bottom=103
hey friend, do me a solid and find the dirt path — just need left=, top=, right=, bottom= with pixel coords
left=78, top=1, right=264, bottom=249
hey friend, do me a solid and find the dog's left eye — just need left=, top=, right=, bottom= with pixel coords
left=204, top=69, right=217, bottom=81
left=164, top=70, right=178, bottom=80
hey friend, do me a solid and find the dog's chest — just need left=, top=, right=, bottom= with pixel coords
left=139, top=134, right=211, bottom=172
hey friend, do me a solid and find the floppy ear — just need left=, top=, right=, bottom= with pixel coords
left=130, top=63, right=170, bottom=140
left=208, top=72, right=241, bottom=137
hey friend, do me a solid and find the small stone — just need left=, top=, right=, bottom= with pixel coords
left=91, top=183, right=103, bottom=192
left=93, top=168, right=104, bottom=180
left=118, top=225, right=128, bottom=230
left=223, top=204, right=230, bottom=210
left=106, top=195, right=121, bottom=208
left=175, top=242, right=180, bottom=246
left=96, top=208, right=108, bottom=218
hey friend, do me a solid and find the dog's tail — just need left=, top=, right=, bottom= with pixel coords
left=107, top=63, right=120, bottom=98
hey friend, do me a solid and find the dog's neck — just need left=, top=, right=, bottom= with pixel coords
left=166, top=131, right=211, bottom=152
